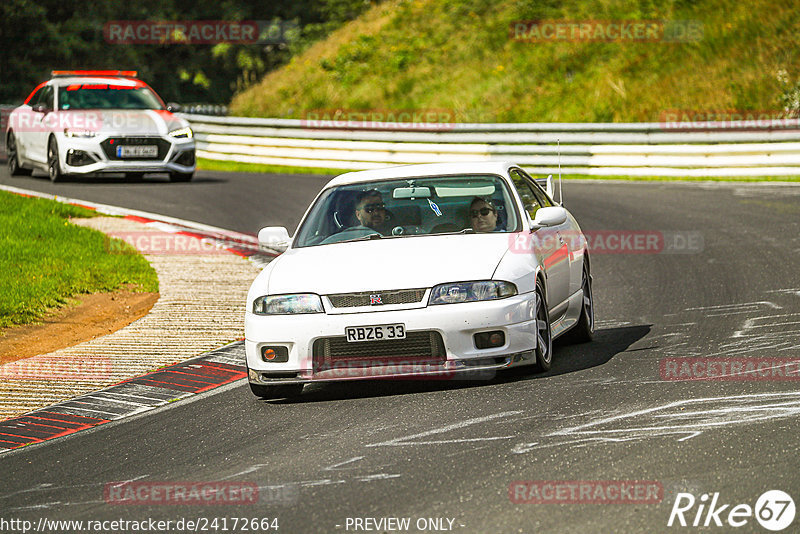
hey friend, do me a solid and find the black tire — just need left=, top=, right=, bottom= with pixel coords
left=169, top=171, right=193, bottom=182
left=562, top=262, right=595, bottom=344
left=249, top=382, right=304, bottom=399
left=7, top=132, right=32, bottom=176
left=534, top=278, right=553, bottom=371
left=47, top=137, right=64, bottom=182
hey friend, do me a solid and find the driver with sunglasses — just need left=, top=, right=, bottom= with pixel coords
left=354, top=189, right=390, bottom=234
left=469, top=197, right=499, bottom=232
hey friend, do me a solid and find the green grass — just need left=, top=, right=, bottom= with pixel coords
left=198, top=158, right=800, bottom=182
left=197, top=157, right=345, bottom=176
left=230, top=0, right=800, bottom=123
left=0, top=191, right=159, bottom=330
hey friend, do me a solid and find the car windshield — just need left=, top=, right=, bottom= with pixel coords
left=57, top=85, right=164, bottom=110
left=294, top=174, right=520, bottom=248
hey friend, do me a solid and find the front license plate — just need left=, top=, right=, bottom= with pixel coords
left=345, top=324, right=406, bottom=342
left=116, top=145, right=158, bottom=158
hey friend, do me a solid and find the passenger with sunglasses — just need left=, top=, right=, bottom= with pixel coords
left=469, top=197, right=499, bottom=233
left=354, top=189, right=390, bottom=234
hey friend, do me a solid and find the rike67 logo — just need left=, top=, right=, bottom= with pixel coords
left=668, top=490, right=795, bottom=531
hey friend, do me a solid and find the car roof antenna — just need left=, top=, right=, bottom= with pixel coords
left=558, top=138, right=563, bottom=205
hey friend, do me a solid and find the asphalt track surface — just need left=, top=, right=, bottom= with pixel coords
left=1, top=167, right=800, bottom=533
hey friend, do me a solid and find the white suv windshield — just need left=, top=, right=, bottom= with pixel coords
left=58, top=85, right=164, bottom=110
left=294, top=174, right=520, bottom=248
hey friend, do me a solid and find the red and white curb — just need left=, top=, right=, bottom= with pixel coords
left=0, top=342, right=246, bottom=453
left=0, top=184, right=280, bottom=269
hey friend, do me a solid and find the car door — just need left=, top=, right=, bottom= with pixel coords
left=14, top=86, right=43, bottom=161
left=27, top=85, right=54, bottom=165
left=509, top=169, right=570, bottom=312
left=527, top=173, right=583, bottom=299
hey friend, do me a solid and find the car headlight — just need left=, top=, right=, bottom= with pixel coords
left=252, top=294, right=323, bottom=315
left=64, top=128, right=97, bottom=138
left=168, top=127, right=193, bottom=139
left=429, top=281, right=517, bottom=305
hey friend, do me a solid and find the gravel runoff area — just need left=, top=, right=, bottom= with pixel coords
left=0, top=216, right=261, bottom=420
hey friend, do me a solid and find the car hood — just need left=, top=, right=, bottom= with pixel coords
left=266, top=233, right=513, bottom=295
left=61, top=109, right=186, bottom=136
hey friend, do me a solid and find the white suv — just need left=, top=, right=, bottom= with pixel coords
left=6, top=70, right=195, bottom=182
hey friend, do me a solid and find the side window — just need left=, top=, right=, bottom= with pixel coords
left=510, top=169, right=542, bottom=220
left=30, top=86, right=53, bottom=110
left=530, top=181, right=553, bottom=208
left=518, top=168, right=555, bottom=207
left=27, top=87, right=44, bottom=107
left=42, top=86, right=54, bottom=110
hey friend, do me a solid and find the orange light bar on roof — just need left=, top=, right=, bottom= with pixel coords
left=51, top=70, right=138, bottom=77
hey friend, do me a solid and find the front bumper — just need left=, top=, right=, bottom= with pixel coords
left=57, top=134, right=195, bottom=175
left=245, top=292, right=539, bottom=384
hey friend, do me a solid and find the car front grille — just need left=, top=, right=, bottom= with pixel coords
left=312, top=330, right=446, bottom=371
left=327, top=288, right=427, bottom=308
left=100, top=137, right=170, bottom=161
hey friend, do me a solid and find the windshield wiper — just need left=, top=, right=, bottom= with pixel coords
left=341, top=232, right=383, bottom=243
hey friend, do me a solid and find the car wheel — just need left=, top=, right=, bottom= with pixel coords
left=7, top=132, right=32, bottom=176
left=48, top=138, right=64, bottom=182
left=249, top=382, right=304, bottom=399
left=534, top=278, right=553, bottom=371
left=169, top=171, right=193, bottom=182
left=562, top=262, right=595, bottom=344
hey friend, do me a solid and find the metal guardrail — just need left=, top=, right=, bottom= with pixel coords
left=183, top=113, right=800, bottom=177
left=3, top=103, right=799, bottom=177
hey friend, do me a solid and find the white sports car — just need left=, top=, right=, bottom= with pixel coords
left=245, top=162, right=594, bottom=398
left=5, top=70, right=195, bottom=182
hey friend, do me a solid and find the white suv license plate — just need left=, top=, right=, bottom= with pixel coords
left=345, top=324, right=406, bottom=343
left=117, top=145, right=158, bottom=158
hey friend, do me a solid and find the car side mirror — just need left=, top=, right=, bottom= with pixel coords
left=166, top=102, right=182, bottom=113
left=32, top=104, right=50, bottom=113
left=530, top=206, right=567, bottom=229
left=258, top=226, right=291, bottom=252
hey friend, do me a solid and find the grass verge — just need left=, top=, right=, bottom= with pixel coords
left=0, top=191, right=159, bottom=329
left=197, top=157, right=344, bottom=176
left=198, top=158, right=800, bottom=182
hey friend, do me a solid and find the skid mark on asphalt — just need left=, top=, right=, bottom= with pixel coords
left=510, top=391, right=800, bottom=453
left=366, top=411, right=522, bottom=447
left=684, top=300, right=782, bottom=316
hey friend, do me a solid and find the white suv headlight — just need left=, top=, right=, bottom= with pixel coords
left=429, top=281, right=517, bottom=305
left=253, top=294, right=323, bottom=315
left=168, top=127, right=193, bottom=138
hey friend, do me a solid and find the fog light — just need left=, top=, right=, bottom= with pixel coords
left=261, top=345, right=289, bottom=362
left=66, top=149, right=95, bottom=166
left=474, top=331, right=505, bottom=349
left=174, top=149, right=195, bottom=166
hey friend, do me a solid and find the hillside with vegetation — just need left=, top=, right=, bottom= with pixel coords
left=230, top=0, right=800, bottom=123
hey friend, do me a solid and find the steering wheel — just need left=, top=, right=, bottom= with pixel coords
left=320, top=226, right=381, bottom=244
